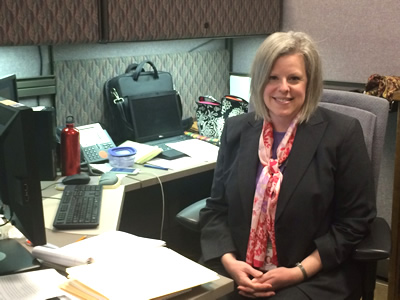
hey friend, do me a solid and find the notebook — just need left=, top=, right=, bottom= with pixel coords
left=129, top=92, right=190, bottom=160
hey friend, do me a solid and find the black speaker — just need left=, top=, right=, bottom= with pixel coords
left=33, top=107, right=57, bottom=180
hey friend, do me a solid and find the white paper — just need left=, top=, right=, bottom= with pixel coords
left=65, top=247, right=219, bottom=300
left=166, top=139, right=219, bottom=162
left=32, top=246, right=94, bottom=267
left=0, top=269, right=77, bottom=300
left=88, top=162, right=113, bottom=174
left=145, top=156, right=204, bottom=171
left=33, top=231, right=166, bottom=268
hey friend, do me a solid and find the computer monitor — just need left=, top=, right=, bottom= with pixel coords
left=0, top=79, right=47, bottom=274
left=229, top=73, right=251, bottom=102
left=0, top=74, right=18, bottom=101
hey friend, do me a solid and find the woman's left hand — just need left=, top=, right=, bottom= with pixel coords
left=257, top=267, right=304, bottom=296
left=238, top=266, right=304, bottom=298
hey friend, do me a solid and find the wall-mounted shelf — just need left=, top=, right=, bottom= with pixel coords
left=16, top=76, right=56, bottom=98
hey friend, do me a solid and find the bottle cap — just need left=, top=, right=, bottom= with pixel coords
left=66, top=116, right=74, bottom=124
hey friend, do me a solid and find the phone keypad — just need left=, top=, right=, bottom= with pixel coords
left=83, top=142, right=115, bottom=163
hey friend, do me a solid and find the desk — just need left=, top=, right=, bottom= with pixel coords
left=42, top=160, right=216, bottom=249
left=40, top=159, right=233, bottom=299
left=120, top=162, right=215, bottom=258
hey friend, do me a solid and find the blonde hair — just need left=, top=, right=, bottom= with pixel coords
left=250, top=31, right=323, bottom=123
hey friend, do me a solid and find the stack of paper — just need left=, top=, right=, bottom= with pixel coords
left=32, top=231, right=166, bottom=268
left=0, top=269, right=76, bottom=300
left=119, top=140, right=162, bottom=164
left=61, top=247, right=219, bottom=300
left=35, top=231, right=219, bottom=300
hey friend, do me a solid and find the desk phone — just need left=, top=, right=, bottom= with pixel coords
left=77, top=123, right=116, bottom=163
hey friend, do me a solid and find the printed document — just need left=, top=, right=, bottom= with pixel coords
left=0, top=268, right=77, bottom=300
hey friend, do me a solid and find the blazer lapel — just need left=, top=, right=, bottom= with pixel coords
left=275, top=109, right=327, bottom=222
left=238, top=116, right=263, bottom=224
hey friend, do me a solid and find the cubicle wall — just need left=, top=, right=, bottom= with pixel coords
left=53, top=49, right=230, bottom=127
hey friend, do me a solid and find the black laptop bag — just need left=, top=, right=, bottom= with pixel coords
left=104, top=60, right=184, bottom=145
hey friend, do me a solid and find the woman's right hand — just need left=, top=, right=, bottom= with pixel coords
left=221, top=253, right=276, bottom=298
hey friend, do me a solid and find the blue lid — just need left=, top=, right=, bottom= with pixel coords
left=108, top=147, right=136, bottom=157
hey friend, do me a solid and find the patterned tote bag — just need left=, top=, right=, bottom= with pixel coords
left=196, top=95, right=248, bottom=140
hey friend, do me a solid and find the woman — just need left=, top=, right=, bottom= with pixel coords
left=199, top=31, right=376, bottom=299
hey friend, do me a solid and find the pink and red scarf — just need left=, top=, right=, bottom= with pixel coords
left=246, top=117, right=299, bottom=268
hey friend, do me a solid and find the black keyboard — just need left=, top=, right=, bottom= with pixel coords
left=53, top=185, right=103, bottom=230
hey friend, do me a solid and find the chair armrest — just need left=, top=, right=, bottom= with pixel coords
left=176, top=202, right=392, bottom=261
left=352, top=217, right=391, bottom=261
left=175, top=199, right=207, bottom=232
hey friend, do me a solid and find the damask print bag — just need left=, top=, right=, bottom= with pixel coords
left=196, top=95, right=249, bottom=140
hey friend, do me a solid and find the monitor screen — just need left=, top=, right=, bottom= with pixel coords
left=0, top=92, right=47, bottom=274
left=129, top=92, right=183, bottom=143
left=229, top=73, right=251, bottom=102
left=0, top=74, right=18, bottom=102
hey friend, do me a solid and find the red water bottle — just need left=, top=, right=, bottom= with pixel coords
left=61, top=116, right=80, bottom=176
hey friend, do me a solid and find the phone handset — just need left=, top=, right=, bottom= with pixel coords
left=76, top=123, right=116, bottom=164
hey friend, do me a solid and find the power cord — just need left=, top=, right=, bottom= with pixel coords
left=0, top=207, right=14, bottom=227
left=41, top=182, right=58, bottom=192
left=80, top=159, right=104, bottom=176
left=127, top=171, right=165, bottom=241
left=0, top=210, right=14, bottom=240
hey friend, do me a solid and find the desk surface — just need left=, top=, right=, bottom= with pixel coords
left=40, top=159, right=232, bottom=300
left=125, top=159, right=216, bottom=191
left=41, top=160, right=216, bottom=238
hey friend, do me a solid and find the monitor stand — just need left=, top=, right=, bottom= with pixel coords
left=0, top=239, right=41, bottom=275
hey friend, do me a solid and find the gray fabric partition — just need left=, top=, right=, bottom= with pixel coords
left=54, top=49, right=230, bottom=127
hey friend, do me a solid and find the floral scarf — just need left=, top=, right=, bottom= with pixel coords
left=246, top=116, right=299, bottom=268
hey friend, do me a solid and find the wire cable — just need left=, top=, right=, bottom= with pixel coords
left=127, top=171, right=165, bottom=241
left=36, top=45, right=44, bottom=106
left=80, top=157, right=104, bottom=176
left=41, top=182, right=58, bottom=192
left=0, top=209, right=13, bottom=227
left=188, top=38, right=215, bottom=52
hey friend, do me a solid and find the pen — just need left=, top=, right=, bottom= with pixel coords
left=75, top=235, right=87, bottom=242
left=143, top=164, right=169, bottom=171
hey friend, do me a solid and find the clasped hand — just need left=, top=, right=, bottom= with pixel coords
left=221, top=254, right=303, bottom=298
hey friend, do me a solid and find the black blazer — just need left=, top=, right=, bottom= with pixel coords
left=200, top=107, right=376, bottom=298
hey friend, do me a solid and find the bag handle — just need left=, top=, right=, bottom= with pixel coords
left=125, top=63, right=141, bottom=73
left=222, top=95, right=249, bottom=103
left=196, top=95, right=221, bottom=106
left=132, top=60, right=159, bottom=81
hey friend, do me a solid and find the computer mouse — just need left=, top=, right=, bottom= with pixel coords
left=62, top=173, right=91, bottom=185
left=99, top=172, right=119, bottom=186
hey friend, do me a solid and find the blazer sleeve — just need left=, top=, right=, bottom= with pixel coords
left=199, top=117, right=242, bottom=262
left=314, top=117, right=376, bottom=270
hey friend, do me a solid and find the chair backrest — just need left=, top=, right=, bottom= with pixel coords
left=249, top=88, right=389, bottom=190
left=319, top=89, right=389, bottom=192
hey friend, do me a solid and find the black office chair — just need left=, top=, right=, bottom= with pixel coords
left=176, top=89, right=391, bottom=300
